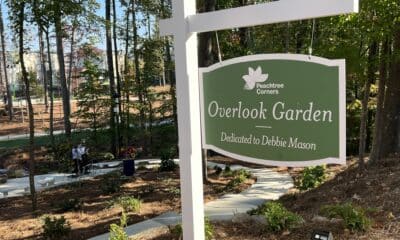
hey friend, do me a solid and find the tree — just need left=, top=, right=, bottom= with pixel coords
left=53, top=1, right=73, bottom=141
left=379, top=29, right=400, bottom=158
left=75, top=57, right=109, bottom=143
left=0, top=1, right=13, bottom=120
left=198, top=0, right=217, bottom=182
left=8, top=0, right=37, bottom=211
left=112, top=0, right=122, bottom=115
left=38, top=29, right=48, bottom=112
left=132, top=0, right=145, bottom=130
left=106, top=0, right=119, bottom=156
left=358, top=41, right=378, bottom=168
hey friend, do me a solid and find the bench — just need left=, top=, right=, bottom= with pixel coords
left=38, top=177, right=55, bottom=187
left=0, top=186, right=29, bottom=196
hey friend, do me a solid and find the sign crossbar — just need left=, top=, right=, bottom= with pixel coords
left=160, top=0, right=359, bottom=36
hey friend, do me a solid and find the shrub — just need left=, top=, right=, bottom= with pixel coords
left=170, top=223, right=183, bottom=237
left=204, top=217, right=214, bottom=240
left=109, top=211, right=128, bottom=240
left=213, top=165, right=223, bottom=176
left=104, top=152, right=115, bottom=161
left=224, top=169, right=252, bottom=191
left=114, top=196, right=141, bottom=213
left=225, top=176, right=246, bottom=191
left=297, top=165, right=326, bottom=190
left=168, top=187, right=181, bottom=196
left=170, top=217, right=214, bottom=240
left=235, top=169, right=252, bottom=179
left=57, top=198, right=82, bottom=212
left=159, top=148, right=177, bottom=172
left=223, top=165, right=232, bottom=176
left=42, top=216, right=71, bottom=240
left=101, top=172, right=122, bottom=194
left=248, top=201, right=303, bottom=232
left=320, top=203, right=371, bottom=231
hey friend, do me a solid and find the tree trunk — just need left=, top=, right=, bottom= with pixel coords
left=39, top=29, right=48, bottom=113
left=67, top=20, right=76, bottom=101
left=0, top=3, right=13, bottom=120
left=358, top=41, right=378, bottom=168
left=106, top=0, right=118, bottom=156
left=112, top=0, right=122, bottom=148
left=112, top=0, right=122, bottom=115
left=54, top=13, right=72, bottom=141
left=238, top=0, right=249, bottom=54
left=370, top=39, right=390, bottom=163
left=198, top=0, right=216, bottom=183
left=123, top=0, right=131, bottom=146
left=132, top=0, right=145, bottom=130
left=45, top=30, right=55, bottom=148
left=19, top=2, right=37, bottom=211
left=380, top=30, right=400, bottom=158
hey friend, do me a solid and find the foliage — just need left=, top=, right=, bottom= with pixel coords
left=50, top=138, right=73, bottom=173
left=15, top=71, right=44, bottom=98
left=57, top=198, right=82, bottom=213
left=213, top=165, right=223, bottom=176
left=104, top=152, right=115, bottom=161
left=296, top=165, right=326, bottom=191
left=42, top=216, right=71, bottom=240
left=101, top=171, right=122, bottom=194
left=113, top=196, right=141, bottom=213
left=248, top=201, right=303, bottom=232
left=224, top=169, right=252, bottom=191
left=159, top=147, right=177, bottom=172
left=222, top=165, right=232, bottom=176
left=170, top=217, right=214, bottom=240
left=170, top=223, right=183, bottom=237
left=320, top=203, right=371, bottom=231
left=109, top=211, right=128, bottom=240
left=74, top=56, right=110, bottom=142
left=204, top=217, right=214, bottom=240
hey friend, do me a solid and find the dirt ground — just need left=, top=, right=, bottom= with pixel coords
left=0, top=166, right=254, bottom=240
left=145, top=157, right=400, bottom=240
left=0, top=86, right=171, bottom=136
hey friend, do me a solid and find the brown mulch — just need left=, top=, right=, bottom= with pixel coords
left=142, top=158, right=400, bottom=240
left=0, top=167, right=254, bottom=240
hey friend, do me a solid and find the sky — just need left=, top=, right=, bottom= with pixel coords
left=1, top=0, right=149, bottom=52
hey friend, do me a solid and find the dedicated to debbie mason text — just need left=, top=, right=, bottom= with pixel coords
left=220, top=131, right=317, bottom=151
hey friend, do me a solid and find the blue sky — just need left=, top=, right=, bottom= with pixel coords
left=1, top=0, right=149, bottom=51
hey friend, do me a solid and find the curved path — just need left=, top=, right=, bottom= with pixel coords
left=89, top=161, right=293, bottom=240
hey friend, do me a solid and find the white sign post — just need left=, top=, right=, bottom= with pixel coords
left=159, top=1, right=358, bottom=239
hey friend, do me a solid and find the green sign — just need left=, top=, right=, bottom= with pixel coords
left=200, top=54, right=346, bottom=167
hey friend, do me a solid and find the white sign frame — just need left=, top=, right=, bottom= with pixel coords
left=199, top=54, right=346, bottom=167
left=159, top=1, right=358, bottom=239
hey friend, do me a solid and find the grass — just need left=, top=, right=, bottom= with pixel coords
left=0, top=130, right=102, bottom=150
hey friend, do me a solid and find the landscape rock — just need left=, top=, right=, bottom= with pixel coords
left=251, top=215, right=267, bottom=225
left=330, top=218, right=343, bottom=224
left=232, top=213, right=252, bottom=223
left=312, top=215, right=330, bottom=223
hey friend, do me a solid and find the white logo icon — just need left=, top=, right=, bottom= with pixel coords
left=242, top=66, right=269, bottom=90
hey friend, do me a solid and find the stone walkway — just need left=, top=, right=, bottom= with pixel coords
left=89, top=162, right=293, bottom=240
left=0, top=159, right=166, bottom=199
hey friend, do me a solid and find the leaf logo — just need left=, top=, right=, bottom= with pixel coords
left=242, top=66, right=269, bottom=90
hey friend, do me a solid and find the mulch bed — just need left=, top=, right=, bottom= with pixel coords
left=0, top=166, right=254, bottom=240
left=143, top=157, right=400, bottom=240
